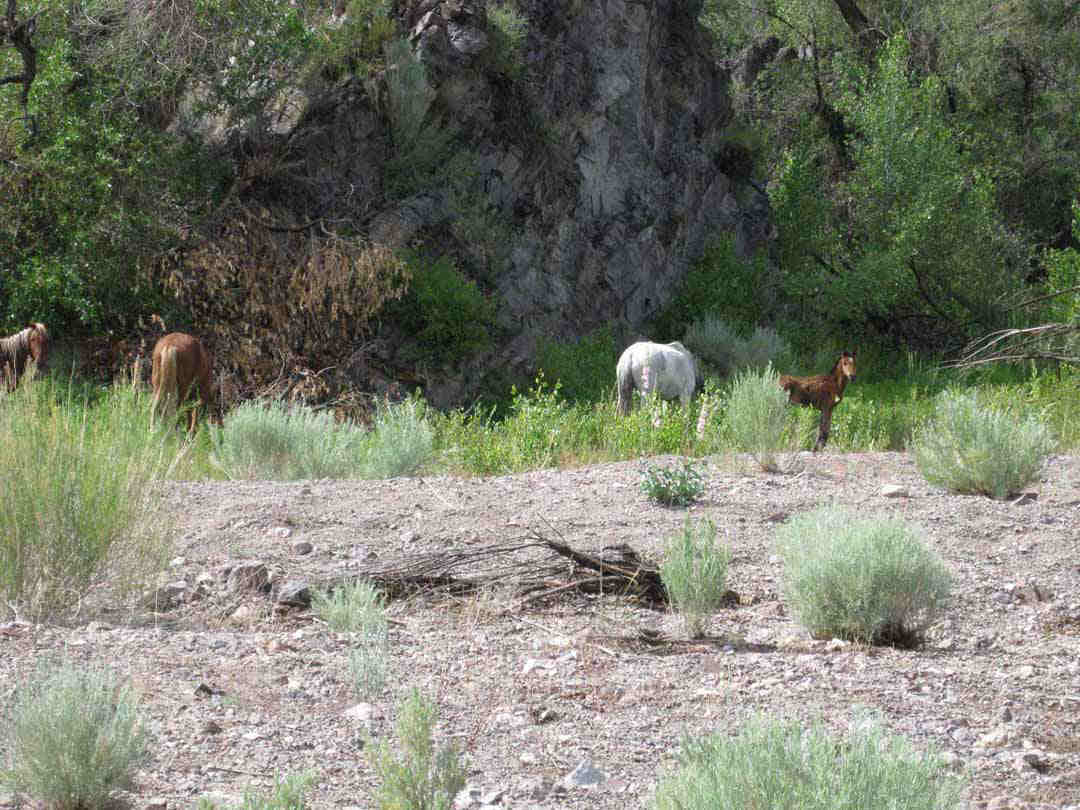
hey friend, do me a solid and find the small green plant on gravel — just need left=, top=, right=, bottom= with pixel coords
left=369, top=689, right=467, bottom=810
left=911, top=389, right=1056, bottom=499
left=312, top=580, right=390, bottom=697
left=660, top=518, right=731, bottom=638
left=724, top=363, right=796, bottom=471
left=197, top=769, right=316, bottom=810
left=774, top=506, right=952, bottom=646
left=5, top=662, right=148, bottom=810
left=651, top=713, right=965, bottom=810
left=639, top=458, right=705, bottom=506
left=312, top=579, right=388, bottom=636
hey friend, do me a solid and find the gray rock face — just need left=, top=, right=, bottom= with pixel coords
left=394, top=0, right=772, bottom=398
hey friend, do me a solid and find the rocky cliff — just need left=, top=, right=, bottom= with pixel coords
left=176, top=0, right=775, bottom=408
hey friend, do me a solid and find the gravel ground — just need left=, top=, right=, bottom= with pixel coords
left=2, top=451, right=1079, bottom=809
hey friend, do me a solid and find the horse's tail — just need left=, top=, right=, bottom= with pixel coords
left=152, top=344, right=180, bottom=426
left=615, top=351, right=633, bottom=415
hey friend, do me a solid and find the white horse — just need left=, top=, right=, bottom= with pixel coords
left=616, top=341, right=700, bottom=415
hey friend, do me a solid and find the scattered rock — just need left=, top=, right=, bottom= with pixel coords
left=880, top=484, right=909, bottom=498
left=563, top=759, right=606, bottom=788
left=293, top=540, right=314, bottom=555
left=228, top=561, right=270, bottom=592
left=276, top=580, right=311, bottom=607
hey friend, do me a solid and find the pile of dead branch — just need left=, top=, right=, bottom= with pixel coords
left=317, top=528, right=671, bottom=609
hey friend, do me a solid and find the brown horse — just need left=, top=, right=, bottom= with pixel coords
left=151, top=332, right=220, bottom=432
left=1, top=322, right=49, bottom=392
left=778, top=351, right=857, bottom=452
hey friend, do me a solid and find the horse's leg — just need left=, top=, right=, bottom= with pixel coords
left=814, top=406, right=833, bottom=452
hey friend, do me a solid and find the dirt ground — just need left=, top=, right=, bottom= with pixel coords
left=2, top=451, right=1079, bottom=809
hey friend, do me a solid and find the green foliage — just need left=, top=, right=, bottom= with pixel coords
left=309, top=0, right=396, bottom=80
left=724, top=364, right=795, bottom=470
left=392, top=251, right=496, bottom=366
left=0, top=378, right=174, bottom=616
left=652, top=713, right=965, bottom=810
left=774, top=506, right=953, bottom=646
left=911, top=389, right=1056, bottom=499
left=535, top=326, right=619, bottom=402
left=828, top=36, right=1023, bottom=344
left=660, top=518, right=731, bottom=638
left=382, top=38, right=459, bottom=198
left=652, top=234, right=772, bottom=339
left=1043, top=200, right=1080, bottom=324
left=639, top=458, right=705, bottom=506
left=5, top=662, right=148, bottom=810
left=486, top=2, right=528, bottom=79
left=369, top=689, right=467, bottom=810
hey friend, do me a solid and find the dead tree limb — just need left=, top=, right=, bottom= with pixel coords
left=0, top=0, right=38, bottom=109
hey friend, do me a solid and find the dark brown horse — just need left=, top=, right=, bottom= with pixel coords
left=151, top=332, right=220, bottom=432
left=1, top=322, right=49, bottom=392
left=779, top=351, right=857, bottom=451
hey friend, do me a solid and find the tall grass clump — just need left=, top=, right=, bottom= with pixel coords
left=652, top=713, right=964, bottom=810
left=212, top=399, right=370, bottom=480
left=724, top=364, right=795, bottom=471
left=660, top=518, right=731, bottom=637
left=0, top=379, right=174, bottom=616
left=774, top=506, right=952, bottom=646
left=5, top=662, right=148, bottom=810
left=911, top=389, right=1056, bottom=498
left=362, top=396, right=435, bottom=478
left=312, top=580, right=390, bottom=697
left=369, top=689, right=466, bottom=810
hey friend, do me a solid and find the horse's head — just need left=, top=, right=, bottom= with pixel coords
left=837, top=351, right=856, bottom=383
left=27, top=323, right=49, bottom=373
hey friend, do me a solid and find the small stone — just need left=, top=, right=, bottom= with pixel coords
left=228, top=561, right=270, bottom=592
left=292, top=540, right=314, bottom=556
left=880, top=484, right=909, bottom=498
left=564, top=759, right=606, bottom=787
left=268, top=525, right=292, bottom=539
left=276, top=580, right=311, bottom=607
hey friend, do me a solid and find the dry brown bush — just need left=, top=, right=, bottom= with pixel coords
left=162, top=204, right=410, bottom=417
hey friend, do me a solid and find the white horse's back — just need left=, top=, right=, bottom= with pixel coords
left=616, top=341, right=699, bottom=415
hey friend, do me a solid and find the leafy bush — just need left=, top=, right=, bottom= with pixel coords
left=911, top=389, right=1055, bottom=499
left=660, top=518, right=731, bottom=637
left=651, top=234, right=774, bottom=339
left=369, top=689, right=467, bottom=810
left=639, top=458, right=705, bottom=506
left=309, top=0, right=395, bottom=80
left=391, top=251, right=496, bottom=366
left=652, top=713, right=964, bottom=810
left=5, top=662, right=148, bottom=810
left=0, top=379, right=174, bottom=616
left=683, top=316, right=790, bottom=378
left=363, top=396, right=435, bottom=479
left=724, top=364, right=795, bottom=471
left=774, top=506, right=952, bottom=646
left=212, top=399, right=369, bottom=480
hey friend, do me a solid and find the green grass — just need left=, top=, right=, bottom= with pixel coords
left=660, top=518, right=731, bottom=637
left=0, top=378, right=178, bottom=616
left=4, top=661, right=148, bottom=810
left=652, top=713, right=964, bottom=810
left=774, top=506, right=953, bottom=646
